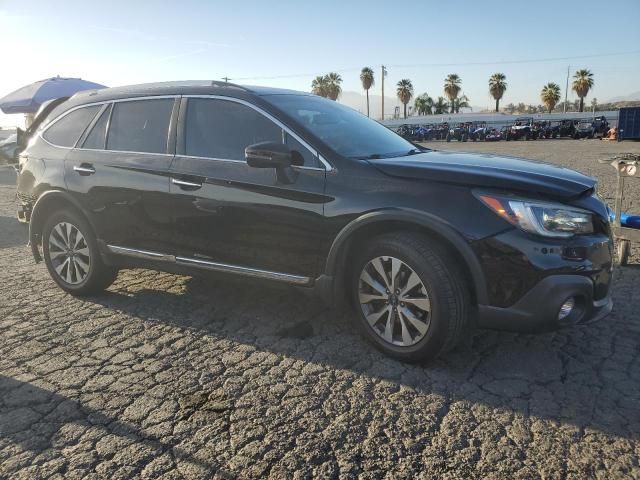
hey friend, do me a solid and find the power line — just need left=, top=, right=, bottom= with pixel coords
left=230, top=50, right=640, bottom=82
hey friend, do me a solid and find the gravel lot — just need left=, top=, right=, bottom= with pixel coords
left=1, top=140, right=639, bottom=479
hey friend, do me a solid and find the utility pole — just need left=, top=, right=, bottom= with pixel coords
left=563, top=65, right=570, bottom=113
left=222, top=76, right=231, bottom=83
left=381, top=65, right=387, bottom=121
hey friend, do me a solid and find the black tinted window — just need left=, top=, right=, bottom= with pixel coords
left=107, top=99, right=174, bottom=154
left=286, top=133, right=320, bottom=167
left=185, top=99, right=282, bottom=161
left=43, top=105, right=100, bottom=147
left=82, top=105, right=111, bottom=150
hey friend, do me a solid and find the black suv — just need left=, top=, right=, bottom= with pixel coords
left=15, top=81, right=614, bottom=362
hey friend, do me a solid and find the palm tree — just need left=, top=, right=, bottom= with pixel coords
left=451, top=95, right=469, bottom=114
left=541, top=83, right=561, bottom=113
left=311, top=76, right=328, bottom=97
left=414, top=93, right=433, bottom=115
left=572, top=69, right=594, bottom=112
left=325, top=72, right=342, bottom=101
left=396, top=79, right=414, bottom=119
left=444, top=74, right=462, bottom=113
left=360, top=67, right=375, bottom=117
left=433, top=97, right=449, bottom=114
left=488, top=73, right=507, bottom=113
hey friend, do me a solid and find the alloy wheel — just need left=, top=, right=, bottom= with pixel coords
left=48, top=222, right=91, bottom=285
left=358, top=256, right=431, bottom=347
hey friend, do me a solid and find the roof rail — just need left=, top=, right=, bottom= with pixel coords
left=210, top=80, right=251, bottom=92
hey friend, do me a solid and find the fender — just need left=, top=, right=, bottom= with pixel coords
left=28, top=189, right=97, bottom=263
left=323, top=208, right=489, bottom=305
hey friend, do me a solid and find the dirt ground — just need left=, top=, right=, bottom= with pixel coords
left=0, top=139, right=639, bottom=479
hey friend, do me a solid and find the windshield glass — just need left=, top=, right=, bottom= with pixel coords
left=264, top=94, right=415, bottom=159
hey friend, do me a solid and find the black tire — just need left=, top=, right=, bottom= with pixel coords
left=351, top=233, right=470, bottom=363
left=42, top=209, right=118, bottom=296
left=617, top=240, right=630, bottom=266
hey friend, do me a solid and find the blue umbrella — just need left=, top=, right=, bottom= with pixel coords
left=0, top=76, right=106, bottom=114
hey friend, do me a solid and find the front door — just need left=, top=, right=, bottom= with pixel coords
left=65, top=97, right=178, bottom=253
left=169, top=96, right=328, bottom=278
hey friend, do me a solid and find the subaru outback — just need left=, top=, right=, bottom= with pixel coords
left=15, top=81, right=614, bottom=362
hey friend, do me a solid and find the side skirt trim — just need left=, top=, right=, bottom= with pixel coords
left=105, top=244, right=312, bottom=286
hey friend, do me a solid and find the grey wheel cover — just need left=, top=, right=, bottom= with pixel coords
left=48, top=222, right=91, bottom=285
left=358, top=256, right=431, bottom=347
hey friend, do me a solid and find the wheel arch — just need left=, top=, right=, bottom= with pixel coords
left=28, top=190, right=96, bottom=263
left=323, top=209, right=488, bottom=306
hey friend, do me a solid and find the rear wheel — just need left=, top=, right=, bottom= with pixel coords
left=352, top=233, right=470, bottom=362
left=43, top=210, right=118, bottom=295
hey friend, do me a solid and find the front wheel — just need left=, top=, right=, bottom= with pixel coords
left=352, top=233, right=470, bottom=362
left=42, top=210, right=118, bottom=296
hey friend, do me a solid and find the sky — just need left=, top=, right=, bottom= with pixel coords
left=1, top=0, right=639, bottom=126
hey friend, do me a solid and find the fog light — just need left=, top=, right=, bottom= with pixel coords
left=558, top=297, right=575, bottom=321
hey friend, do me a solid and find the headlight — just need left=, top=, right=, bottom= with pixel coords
left=476, top=193, right=594, bottom=238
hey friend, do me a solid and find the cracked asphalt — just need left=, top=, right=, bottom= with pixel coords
left=1, top=139, right=639, bottom=479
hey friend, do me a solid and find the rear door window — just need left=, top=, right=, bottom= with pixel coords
left=107, top=98, right=174, bottom=154
left=43, top=105, right=100, bottom=147
left=184, top=98, right=282, bottom=161
left=81, top=104, right=111, bottom=150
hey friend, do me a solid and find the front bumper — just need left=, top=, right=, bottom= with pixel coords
left=477, top=273, right=613, bottom=332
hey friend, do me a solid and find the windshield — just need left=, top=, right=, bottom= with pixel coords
left=264, top=94, right=416, bottom=159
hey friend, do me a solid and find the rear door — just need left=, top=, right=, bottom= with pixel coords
left=64, top=97, right=178, bottom=253
left=169, top=96, right=328, bottom=279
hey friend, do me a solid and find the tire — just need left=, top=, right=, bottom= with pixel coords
left=42, top=209, right=118, bottom=296
left=617, top=240, right=630, bottom=266
left=446, top=134, right=451, bottom=142
left=351, top=233, right=470, bottom=363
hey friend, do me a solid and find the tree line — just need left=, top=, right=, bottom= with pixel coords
left=311, top=68, right=596, bottom=119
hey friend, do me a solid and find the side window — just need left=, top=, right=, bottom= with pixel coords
left=107, top=99, right=174, bottom=154
left=185, top=99, right=282, bottom=161
left=82, top=104, right=111, bottom=150
left=43, top=105, right=100, bottom=147
left=286, top=133, right=320, bottom=168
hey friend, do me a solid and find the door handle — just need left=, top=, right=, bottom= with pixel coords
left=73, top=164, right=96, bottom=175
left=171, top=177, right=203, bottom=189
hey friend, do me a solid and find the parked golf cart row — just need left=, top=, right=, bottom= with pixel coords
left=396, top=122, right=497, bottom=142
left=395, top=116, right=610, bottom=143
left=503, top=116, right=610, bottom=140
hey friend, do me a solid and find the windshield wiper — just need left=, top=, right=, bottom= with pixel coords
left=353, top=153, right=383, bottom=160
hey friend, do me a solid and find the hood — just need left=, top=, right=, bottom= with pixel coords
left=368, top=150, right=596, bottom=200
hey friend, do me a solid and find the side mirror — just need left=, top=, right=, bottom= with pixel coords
left=245, top=142, right=292, bottom=169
